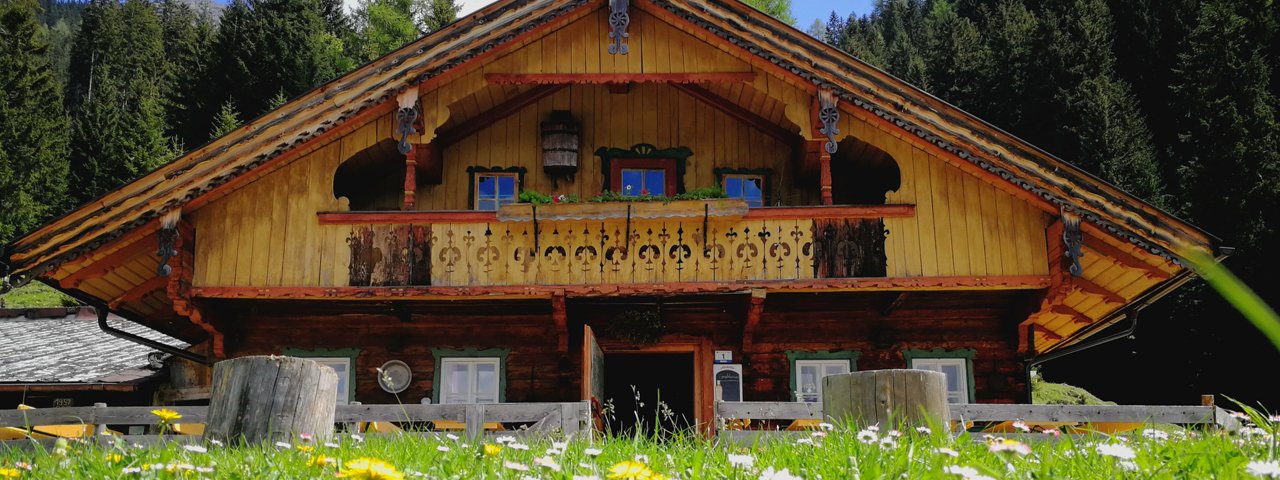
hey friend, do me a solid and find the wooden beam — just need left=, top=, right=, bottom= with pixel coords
left=669, top=83, right=798, bottom=144
left=317, top=211, right=499, bottom=225
left=742, top=289, right=766, bottom=352
left=879, top=292, right=907, bottom=316
left=57, top=235, right=155, bottom=289
left=437, top=84, right=566, bottom=147
left=190, top=275, right=1052, bottom=300
left=1082, top=235, right=1172, bottom=280
left=1070, top=277, right=1125, bottom=304
left=108, top=276, right=169, bottom=309
left=1050, top=304, right=1094, bottom=325
left=1035, top=323, right=1064, bottom=341
left=551, top=291, right=568, bottom=353
left=484, top=72, right=756, bottom=85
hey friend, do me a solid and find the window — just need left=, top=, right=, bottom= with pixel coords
left=903, top=348, right=976, bottom=403
left=787, top=350, right=859, bottom=403
left=722, top=174, right=765, bottom=207
left=438, top=357, right=501, bottom=404
left=474, top=173, right=518, bottom=211
left=620, top=168, right=666, bottom=196
left=282, top=348, right=360, bottom=405
left=794, top=360, right=849, bottom=403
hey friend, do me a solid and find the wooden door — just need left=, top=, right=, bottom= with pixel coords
left=582, top=325, right=606, bottom=432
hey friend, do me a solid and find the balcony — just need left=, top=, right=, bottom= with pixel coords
left=316, top=200, right=914, bottom=289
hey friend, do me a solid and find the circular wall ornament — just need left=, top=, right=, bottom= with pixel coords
left=377, top=360, right=412, bottom=394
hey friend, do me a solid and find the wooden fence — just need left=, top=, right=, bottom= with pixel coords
left=0, top=402, right=590, bottom=448
left=715, top=401, right=1242, bottom=444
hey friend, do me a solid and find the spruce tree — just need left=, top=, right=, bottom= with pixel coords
left=741, top=0, right=796, bottom=25
left=415, top=0, right=460, bottom=33
left=0, top=0, right=70, bottom=244
left=209, top=99, right=243, bottom=140
left=158, top=0, right=216, bottom=149
left=921, top=0, right=988, bottom=108
left=354, top=0, right=418, bottom=61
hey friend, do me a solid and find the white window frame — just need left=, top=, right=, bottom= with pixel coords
left=438, top=357, right=502, bottom=404
left=794, top=359, right=850, bottom=403
left=309, top=357, right=353, bottom=405
left=910, top=357, right=971, bottom=403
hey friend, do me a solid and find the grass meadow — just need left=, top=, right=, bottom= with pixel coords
left=1, top=414, right=1278, bottom=479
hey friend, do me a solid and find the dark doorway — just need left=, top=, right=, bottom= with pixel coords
left=602, top=353, right=694, bottom=436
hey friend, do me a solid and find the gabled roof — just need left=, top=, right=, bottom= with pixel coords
left=3, top=0, right=1215, bottom=286
left=0, top=308, right=186, bottom=383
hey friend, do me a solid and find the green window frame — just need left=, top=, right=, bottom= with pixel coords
left=786, top=350, right=860, bottom=403
left=431, top=347, right=510, bottom=404
left=902, top=348, right=976, bottom=403
left=282, top=347, right=360, bottom=405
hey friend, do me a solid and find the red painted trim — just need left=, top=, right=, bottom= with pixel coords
left=437, top=84, right=567, bottom=147
left=484, top=72, right=756, bottom=85
left=190, top=275, right=1051, bottom=300
left=317, top=211, right=499, bottom=224
left=669, top=84, right=797, bottom=143
left=744, top=204, right=915, bottom=219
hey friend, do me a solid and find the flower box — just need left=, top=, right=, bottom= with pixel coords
left=495, top=199, right=749, bottom=222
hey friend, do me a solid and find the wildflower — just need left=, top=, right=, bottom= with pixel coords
left=584, top=448, right=603, bottom=457
left=484, top=444, right=502, bottom=456
left=727, top=454, right=754, bottom=468
left=184, top=444, right=207, bottom=454
left=351, top=434, right=365, bottom=442
left=1096, top=443, right=1136, bottom=460
left=641, top=188, right=649, bottom=196
left=196, top=467, right=215, bottom=473
left=887, top=429, right=904, bottom=438
left=1012, top=421, right=1031, bottom=433
left=916, top=426, right=932, bottom=435
left=339, top=457, right=405, bottom=480
left=299, top=433, right=314, bottom=442
left=105, top=453, right=124, bottom=462
left=608, top=460, right=658, bottom=480
left=1042, top=429, right=1062, bottom=437
left=1269, top=415, right=1280, bottom=423
left=275, top=441, right=293, bottom=449
left=809, top=430, right=827, bottom=438
left=446, top=433, right=460, bottom=441
left=818, top=422, right=834, bottom=431
left=1246, top=460, right=1280, bottom=478
left=209, top=439, right=224, bottom=447
left=936, top=447, right=959, bottom=457
left=866, top=425, right=880, bottom=431
left=856, top=429, right=878, bottom=444
left=573, top=476, right=603, bottom=480
left=150, top=408, right=182, bottom=423
left=759, top=467, right=805, bottom=480
left=297, top=445, right=314, bottom=453
left=1231, top=411, right=1250, bottom=420
left=547, top=447, right=564, bottom=455
left=1119, top=460, right=1139, bottom=472
left=943, top=465, right=995, bottom=480
left=0, top=468, right=21, bottom=478
left=509, top=442, right=530, bottom=451
left=987, top=438, right=1031, bottom=456
left=504, top=461, right=530, bottom=472
left=1141, top=429, right=1169, bottom=441
left=633, top=454, right=649, bottom=463
left=878, top=436, right=898, bottom=448
left=121, top=467, right=142, bottom=474
left=496, top=435, right=516, bottom=444
left=436, top=445, right=450, bottom=452
left=309, top=455, right=336, bottom=467
left=534, top=456, right=562, bottom=472
left=795, top=437, right=815, bottom=445
left=325, top=442, right=341, bottom=448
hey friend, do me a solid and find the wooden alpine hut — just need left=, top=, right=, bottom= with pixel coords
left=1, top=0, right=1221, bottom=433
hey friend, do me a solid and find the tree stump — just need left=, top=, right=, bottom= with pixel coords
left=822, top=369, right=949, bottom=428
left=203, top=356, right=338, bottom=445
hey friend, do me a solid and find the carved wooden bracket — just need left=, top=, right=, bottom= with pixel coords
left=395, top=88, right=420, bottom=155
left=156, top=209, right=182, bottom=277
left=608, top=0, right=631, bottom=55
left=817, top=89, right=840, bottom=155
left=1061, top=210, right=1084, bottom=276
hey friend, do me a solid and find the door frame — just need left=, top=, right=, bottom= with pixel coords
left=595, top=336, right=714, bottom=435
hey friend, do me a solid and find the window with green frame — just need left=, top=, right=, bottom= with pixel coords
left=786, top=350, right=860, bottom=403
left=282, top=347, right=360, bottom=405
left=431, top=348, right=510, bottom=404
left=902, top=348, right=976, bottom=403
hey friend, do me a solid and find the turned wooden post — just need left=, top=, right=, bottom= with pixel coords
left=822, top=369, right=950, bottom=428
left=203, top=356, right=338, bottom=445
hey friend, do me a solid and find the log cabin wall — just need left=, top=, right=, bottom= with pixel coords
left=187, top=6, right=1050, bottom=289
left=218, top=291, right=1029, bottom=405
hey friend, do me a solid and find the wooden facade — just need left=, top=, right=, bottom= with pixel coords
left=3, top=0, right=1216, bottom=427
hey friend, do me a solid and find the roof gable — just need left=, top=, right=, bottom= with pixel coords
left=3, top=0, right=1213, bottom=286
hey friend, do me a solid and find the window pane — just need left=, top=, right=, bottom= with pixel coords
left=744, top=177, right=763, bottom=206
left=497, top=176, right=516, bottom=199
left=724, top=177, right=742, bottom=198
left=477, top=176, right=495, bottom=199
left=477, top=199, right=497, bottom=211
left=476, top=363, right=498, bottom=404
left=621, top=169, right=643, bottom=195
left=445, top=363, right=470, bottom=404
left=645, top=170, right=665, bottom=196
left=799, top=365, right=818, bottom=395
left=825, top=364, right=847, bottom=376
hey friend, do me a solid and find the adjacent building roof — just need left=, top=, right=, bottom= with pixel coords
left=0, top=308, right=187, bottom=384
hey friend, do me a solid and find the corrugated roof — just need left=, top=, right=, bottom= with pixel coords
left=0, top=308, right=188, bottom=383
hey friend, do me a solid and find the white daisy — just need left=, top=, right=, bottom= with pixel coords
left=1096, top=443, right=1136, bottom=460
left=495, top=435, right=517, bottom=444
left=856, top=429, right=878, bottom=444
left=759, top=467, right=805, bottom=480
left=534, top=456, right=562, bottom=472
left=916, top=426, right=933, bottom=435
left=503, top=461, right=530, bottom=472
left=727, top=454, right=754, bottom=468
left=584, top=448, right=603, bottom=456
left=1246, top=460, right=1280, bottom=478
left=183, top=445, right=207, bottom=453
left=936, top=447, right=959, bottom=458
left=436, top=445, right=450, bottom=452
left=274, top=441, right=292, bottom=449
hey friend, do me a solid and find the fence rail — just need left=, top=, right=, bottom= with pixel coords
left=1, top=402, right=589, bottom=445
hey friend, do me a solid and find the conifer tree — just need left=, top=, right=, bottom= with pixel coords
left=741, top=0, right=796, bottom=25
left=415, top=0, right=459, bottom=33
left=0, top=0, right=70, bottom=244
left=354, top=0, right=418, bottom=61
left=209, top=99, right=243, bottom=140
left=158, top=0, right=216, bottom=149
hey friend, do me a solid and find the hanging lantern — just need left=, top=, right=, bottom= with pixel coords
left=541, top=110, right=580, bottom=187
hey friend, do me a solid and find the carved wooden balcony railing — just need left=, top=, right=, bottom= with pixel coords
left=317, top=202, right=914, bottom=288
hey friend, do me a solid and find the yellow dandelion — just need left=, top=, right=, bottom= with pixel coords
left=0, top=467, right=21, bottom=478
left=338, top=457, right=404, bottom=480
left=608, top=460, right=658, bottom=480
left=308, top=454, right=333, bottom=467
left=297, top=445, right=314, bottom=453
left=484, top=444, right=502, bottom=456
left=150, top=409, right=182, bottom=423
left=105, top=453, right=123, bottom=463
